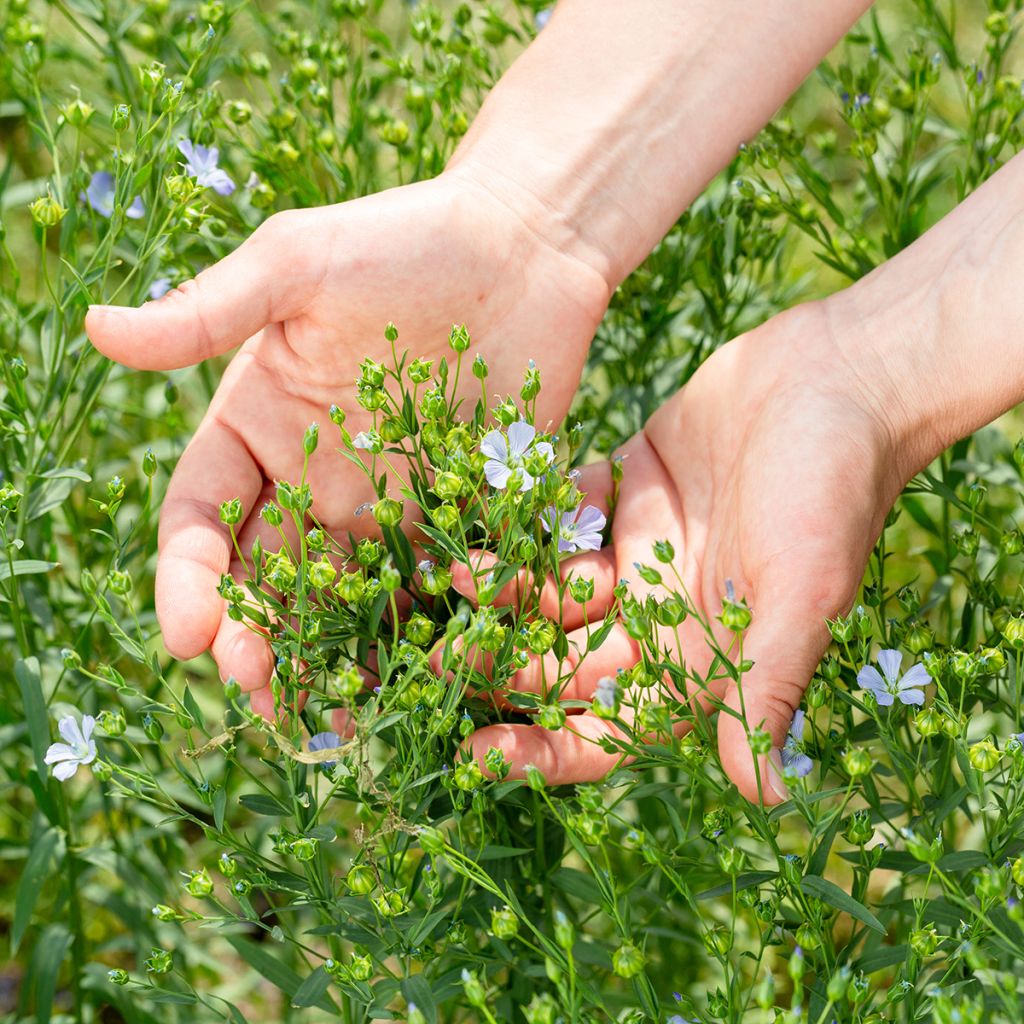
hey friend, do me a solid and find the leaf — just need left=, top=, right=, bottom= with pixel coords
left=697, top=871, right=777, bottom=901
left=400, top=975, right=437, bottom=1023
left=149, top=990, right=199, bottom=1004
left=801, top=875, right=885, bottom=935
left=12, top=828, right=59, bottom=953
left=225, top=934, right=336, bottom=1010
left=238, top=793, right=289, bottom=816
left=550, top=867, right=604, bottom=904
left=0, top=559, right=59, bottom=583
left=16, top=658, right=50, bottom=782
left=291, top=966, right=333, bottom=1008
left=27, top=923, right=72, bottom=1024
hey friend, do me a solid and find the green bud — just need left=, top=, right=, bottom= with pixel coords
left=142, top=714, right=164, bottom=741
left=472, top=353, right=488, bottom=379
left=380, top=559, right=402, bottom=593
left=373, top=497, right=403, bottom=527
left=30, top=192, right=67, bottom=228
left=454, top=760, right=484, bottom=791
left=461, top=969, right=487, bottom=1008
left=538, top=704, right=566, bottom=731
left=432, top=471, right=463, bottom=501
left=98, top=710, right=126, bottom=737
left=490, top=905, right=519, bottom=940
left=612, top=942, right=645, bottom=978
left=108, top=968, right=129, bottom=985
left=347, top=864, right=376, bottom=894
left=185, top=868, right=213, bottom=898
left=224, top=676, right=241, bottom=701
left=842, top=747, right=873, bottom=779
left=719, top=597, right=752, bottom=633
left=290, top=837, right=318, bottom=862
left=448, top=323, right=470, bottom=353
left=525, top=763, right=546, bottom=791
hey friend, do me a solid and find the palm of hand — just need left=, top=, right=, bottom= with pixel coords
left=86, top=174, right=608, bottom=710
left=467, top=305, right=902, bottom=801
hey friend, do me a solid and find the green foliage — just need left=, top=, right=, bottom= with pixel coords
left=5, top=2, right=1024, bottom=1024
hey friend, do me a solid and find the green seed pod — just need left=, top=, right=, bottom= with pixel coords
left=448, top=323, right=470, bottom=353
left=30, top=193, right=67, bottom=228
left=538, top=704, right=566, bottom=731
left=373, top=497, right=403, bottom=528
left=969, top=739, right=1001, bottom=772
left=842, top=747, right=872, bottom=779
left=290, top=837, right=318, bottom=862
left=347, top=864, right=376, bottom=894
left=98, top=710, right=126, bottom=737
left=454, top=760, right=483, bottom=791
left=719, top=598, right=752, bottom=633
left=108, top=968, right=129, bottom=986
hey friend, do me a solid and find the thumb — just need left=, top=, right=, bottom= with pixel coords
left=85, top=212, right=310, bottom=370
left=716, top=576, right=842, bottom=805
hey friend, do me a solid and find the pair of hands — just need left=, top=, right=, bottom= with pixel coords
left=86, top=171, right=905, bottom=803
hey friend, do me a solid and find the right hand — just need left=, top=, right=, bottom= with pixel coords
left=85, top=169, right=610, bottom=716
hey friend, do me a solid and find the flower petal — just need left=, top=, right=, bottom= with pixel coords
left=44, top=742, right=76, bottom=764
left=58, top=715, right=84, bottom=747
left=789, top=753, right=814, bottom=778
left=558, top=538, right=578, bottom=553
left=572, top=529, right=604, bottom=552
left=790, top=709, right=805, bottom=743
left=308, top=731, right=342, bottom=752
left=479, top=430, right=507, bottom=464
left=898, top=664, right=931, bottom=690
left=873, top=690, right=895, bottom=707
left=856, top=666, right=886, bottom=694
left=533, top=440, right=555, bottom=463
left=506, top=421, right=536, bottom=458
left=897, top=688, right=925, bottom=707
left=126, top=196, right=146, bottom=220
left=52, top=760, right=80, bottom=781
left=876, top=649, right=903, bottom=684
left=177, top=139, right=196, bottom=163
left=484, top=460, right=512, bottom=490
left=575, top=506, right=607, bottom=534
left=206, top=169, right=236, bottom=196
left=80, top=715, right=96, bottom=742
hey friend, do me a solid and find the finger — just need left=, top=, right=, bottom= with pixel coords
left=210, top=594, right=275, bottom=692
left=716, top=565, right=849, bottom=805
left=467, top=715, right=631, bottom=785
left=155, top=416, right=262, bottom=660
left=505, top=620, right=640, bottom=703
left=250, top=683, right=307, bottom=723
left=85, top=212, right=313, bottom=370
left=451, top=547, right=618, bottom=630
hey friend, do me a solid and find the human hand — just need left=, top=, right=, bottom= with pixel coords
left=456, top=301, right=911, bottom=802
left=85, top=171, right=609, bottom=716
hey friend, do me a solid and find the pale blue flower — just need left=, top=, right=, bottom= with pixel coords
left=352, top=430, right=382, bottom=452
left=308, top=730, right=342, bottom=769
left=480, top=421, right=553, bottom=491
left=593, top=676, right=618, bottom=711
left=542, top=503, right=606, bottom=553
left=857, top=649, right=928, bottom=707
left=535, top=8, right=552, bottom=29
left=149, top=277, right=172, bottom=300
left=177, top=139, right=235, bottom=195
left=781, top=709, right=813, bottom=777
left=82, top=171, right=144, bottom=219
left=45, top=713, right=97, bottom=781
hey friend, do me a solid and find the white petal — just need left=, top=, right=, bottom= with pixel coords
left=572, top=530, right=603, bottom=552
left=484, top=460, right=512, bottom=489
left=479, top=431, right=507, bottom=463
left=58, top=716, right=84, bottom=747
left=506, top=421, right=536, bottom=457
left=44, top=742, right=76, bottom=764
left=52, top=760, right=80, bottom=781
left=876, top=649, right=903, bottom=683
left=533, top=440, right=555, bottom=463
left=80, top=716, right=96, bottom=742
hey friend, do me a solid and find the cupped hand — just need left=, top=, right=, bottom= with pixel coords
left=85, top=170, right=609, bottom=715
left=461, top=301, right=911, bottom=802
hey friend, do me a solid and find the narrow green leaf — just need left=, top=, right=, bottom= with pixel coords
left=12, top=827, right=59, bottom=953
left=801, top=875, right=885, bottom=935
left=0, top=559, right=59, bottom=582
left=16, top=658, right=50, bottom=782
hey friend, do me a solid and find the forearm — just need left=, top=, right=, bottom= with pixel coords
left=829, top=151, right=1024, bottom=480
left=447, top=0, right=872, bottom=289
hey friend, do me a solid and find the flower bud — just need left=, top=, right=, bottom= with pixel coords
left=490, top=905, right=519, bottom=940
left=108, top=968, right=129, bottom=985
left=842, top=747, right=873, bottom=779
left=472, top=354, right=488, bottom=379
left=290, top=837, right=318, bottom=862
left=432, top=471, right=463, bottom=501
left=454, top=760, right=484, bottom=791
left=185, top=868, right=213, bottom=898
left=142, top=713, right=165, bottom=741
left=1002, top=614, right=1024, bottom=650
left=843, top=809, right=874, bottom=846
left=719, top=598, right=752, bottom=633
left=449, top=323, right=470, bottom=353
left=30, top=193, right=67, bottom=228
left=380, top=559, right=402, bottom=593
left=612, top=942, right=645, bottom=978
left=373, top=497, right=403, bottom=528
left=98, top=710, right=126, bottom=737
left=538, top=704, right=566, bottom=731
left=525, top=763, right=546, bottom=790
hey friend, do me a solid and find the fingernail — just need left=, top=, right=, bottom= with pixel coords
left=766, top=747, right=789, bottom=802
left=87, top=304, right=121, bottom=313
